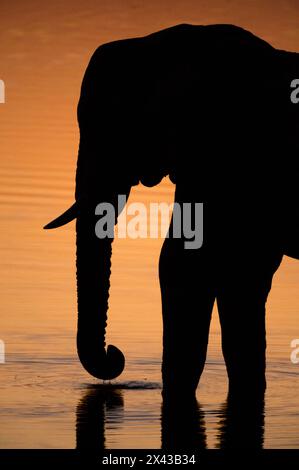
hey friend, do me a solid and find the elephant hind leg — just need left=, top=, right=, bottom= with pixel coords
left=159, top=239, right=215, bottom=397
left=216, top=249, right=283, bottom=397
left=217, top=292, right=267, bottom=396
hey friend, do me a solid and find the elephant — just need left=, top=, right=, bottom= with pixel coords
left=45, top=24, right=299, bottom=397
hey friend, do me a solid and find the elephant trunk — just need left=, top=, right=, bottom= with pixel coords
left=44, top=61, right=129, bottom=379
left=76, top=204, right=125, bottom=380
left=44, top=198, right=125, bottom=380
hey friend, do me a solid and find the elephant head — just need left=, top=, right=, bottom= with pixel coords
left=44, top=36, right=169, bottom=380
left=44, top=46, right=131, bottom=380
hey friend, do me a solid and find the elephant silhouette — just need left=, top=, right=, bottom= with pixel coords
left=45, top=24, right=299, bottom=397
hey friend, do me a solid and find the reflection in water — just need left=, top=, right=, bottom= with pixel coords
left=76, top=387, right=265, bottom=450
left=217, top=392, right=265, bottom=449
left=76, top=385, right=124, bottom=449
left=161, top=396, right=207, bottom=450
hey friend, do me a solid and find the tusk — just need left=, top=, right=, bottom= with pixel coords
left=44, top=202, right=78, bottom=229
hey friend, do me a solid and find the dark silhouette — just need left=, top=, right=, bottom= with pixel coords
left=217, top=392, right=265, bottom=449
left=75, top=388, right=264, bottom=450
left=76, top=387, right=206, bottom=450
left=161, top=392, right=265, bottom=450
left=76, top=385, right=124, bottom=449
left=45, top=24, right=299, bottom=396
left=161, top=395, right=207, bottom=450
